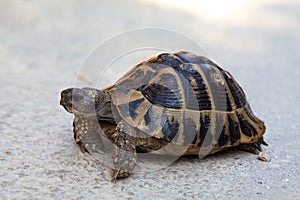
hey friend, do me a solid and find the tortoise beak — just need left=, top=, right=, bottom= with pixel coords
left=60, top=88, right=74, bottom=113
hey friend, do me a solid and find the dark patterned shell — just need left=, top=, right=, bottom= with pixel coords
left=104, top=51, right=265, bottom=150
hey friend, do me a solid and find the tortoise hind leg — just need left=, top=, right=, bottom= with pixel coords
left=239, top=136, right=268, bottom=154
left=111, top=124, right=137, bottom=181
left=238, top=136, right=271, bottom=162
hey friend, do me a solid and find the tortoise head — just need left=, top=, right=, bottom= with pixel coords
left=60, top=87, right=113, bottom=120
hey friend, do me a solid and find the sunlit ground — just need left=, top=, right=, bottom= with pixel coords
left=141, top=0, right=297, bottom=24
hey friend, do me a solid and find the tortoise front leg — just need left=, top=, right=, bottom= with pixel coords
left=73, top=116, right=115, bottom=154
left=73, top=116, right=99, bottom=154
left=111, top=122, right=137, bottom=181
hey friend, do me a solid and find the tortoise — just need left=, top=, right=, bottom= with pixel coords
left=60, top=51, right=269, bottom=181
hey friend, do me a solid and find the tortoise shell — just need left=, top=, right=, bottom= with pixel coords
left=103, top=51, right=266, bottom=153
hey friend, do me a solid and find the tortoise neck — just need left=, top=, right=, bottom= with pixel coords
left=96, top=92, right=116, bottom=124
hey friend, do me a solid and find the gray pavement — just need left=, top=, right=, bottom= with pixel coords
left=0, top=0, right=299, bottom=199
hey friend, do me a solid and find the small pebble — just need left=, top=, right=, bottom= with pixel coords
left=258, top=151, right=271, bottom=162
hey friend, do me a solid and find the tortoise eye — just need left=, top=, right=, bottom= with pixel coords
left=73, top=94, right=83, bottom=101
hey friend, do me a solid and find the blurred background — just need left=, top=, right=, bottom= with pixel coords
left=1, top=0, right=299, bottom=73
left=0, top=0, right=299, bottom=199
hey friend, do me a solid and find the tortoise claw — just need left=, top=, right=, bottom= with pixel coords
left=111, top=169, right=130, bottom=182
left=78, top=141, right=92, bottom=154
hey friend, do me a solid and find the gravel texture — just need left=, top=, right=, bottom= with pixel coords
left=1, top=0, right=299, bottom=199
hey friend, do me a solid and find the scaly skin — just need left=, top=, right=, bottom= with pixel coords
left=111, top=130, right=137, bottom=181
